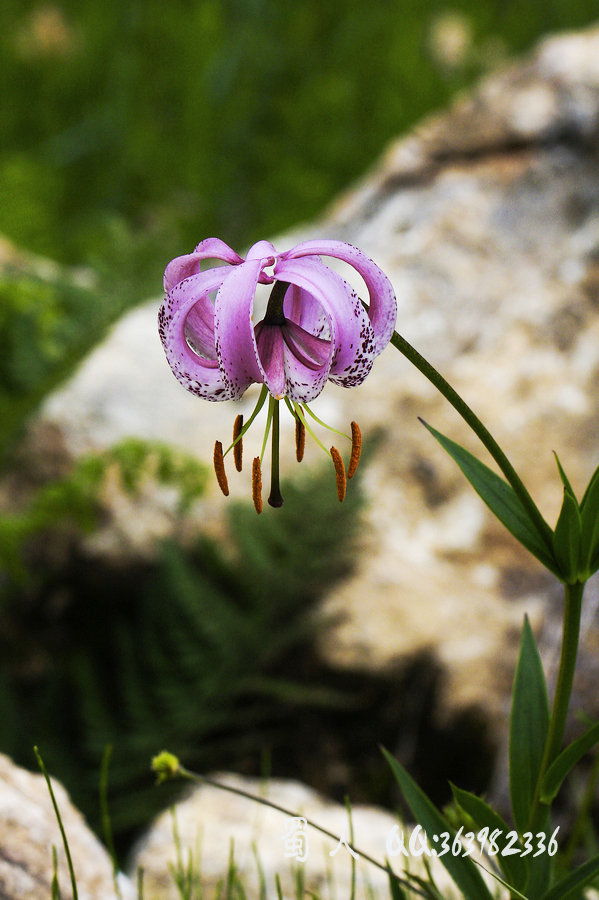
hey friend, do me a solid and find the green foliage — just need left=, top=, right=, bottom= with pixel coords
left=420, top=420, right=559, bottom=576
left=0, top=462, right=364, bottom=844
left=509, top=616, right=549, bottom=836
left=0, top=438, right=208, bottom=579
left=540, top=720, right=599, bottom=806
left=2, top=0, right=599, bottom=275
left=382, top=748, right=494, bottom=900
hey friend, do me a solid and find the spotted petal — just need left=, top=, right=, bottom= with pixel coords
left=159, top=269, right=232, bottom=401
left=280, top=239, right=396, bottom=353
left=164, top=238, right=243, bottom=293
left=275, top=255, right=376, bottom=389
left=213, top=259, right=264, bottom=399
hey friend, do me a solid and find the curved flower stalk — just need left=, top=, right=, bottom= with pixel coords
left=159, top=238, right=396, bottom=510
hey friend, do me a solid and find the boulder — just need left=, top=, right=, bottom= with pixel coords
left=129, top=772, right=476, bottom=900
left=0, top=753, right=134, bottom=900
left=31, top=24, right=599, bottom=745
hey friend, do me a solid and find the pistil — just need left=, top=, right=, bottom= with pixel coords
left=268, top=398, right=284, bottom=507
left=262, top=280, right=290, bottom=326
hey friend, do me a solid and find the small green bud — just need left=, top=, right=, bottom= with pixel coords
left=152, top=751, right=181, bottom=783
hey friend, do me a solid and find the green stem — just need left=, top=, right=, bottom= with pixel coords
left=390, top=330, right=554, bottom=552
left=528, top=580, right=584, bottom=833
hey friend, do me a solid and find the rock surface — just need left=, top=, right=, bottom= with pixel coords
left=0, top=753, right=134, bottom=900
left=129, top=773, right=475, bottom=900
left=34, top=26, right=599, bottom=741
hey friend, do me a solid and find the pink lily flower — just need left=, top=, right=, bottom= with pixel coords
left=158, top=237, right=396, bottom=510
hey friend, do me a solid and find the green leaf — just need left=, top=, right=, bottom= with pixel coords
left=580, top=463, right=599, bottom=510
left=540, top=853, right=599, bottom=900
left=540, top=719, right=599, bottom=804
left=420, top=421, right=559, bottom=575
left=552, top=489, right=582, bottom=584
left=451, top=786, right=528, bottom=891
left=580, top=465, right=599, bottom=577
left=553, top=453, right=577, bottom=500
left=386, top=864, right=408, bottom=900
left=381, top=748, right=494, bottom=900
left=509, top=616, right=550, bottom=833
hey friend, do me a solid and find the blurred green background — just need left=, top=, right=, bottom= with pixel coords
left=2, top=0, right=599, bottom=298
left=1, top=0, right=599, bottom=851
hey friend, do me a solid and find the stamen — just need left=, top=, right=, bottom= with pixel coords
left=347, top=421, right=362, bottom=479
left=252, top=457, right=263, bottom=514
left=233, top=415, right=243, bottom=471
left=330, top=446, right=346, bottom=502
left=295, top=417, right=305, bottom=463
left=213, top=440, right=229, bottom=496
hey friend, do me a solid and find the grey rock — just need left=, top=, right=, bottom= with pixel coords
left=34, top=24, right=599, bottom=735
left=0, top=753, right=134, bottom=900
left=129, top=773, right=473, bottom=900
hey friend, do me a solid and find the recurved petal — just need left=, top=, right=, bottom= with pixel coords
left=254, top=323, right=286, bottom=399
left=283, top=283, right=329, bottom=340
left=164, top=238, right=244, bottom=292
left=158, top=270, right=233, bottom=401
left=274, top=256, right=376, bottom=389
left=282, top=343, right=331, bottom=403
left=280, top=239, right=397, bottom=354
left=214, top=259, right=264, bottom=399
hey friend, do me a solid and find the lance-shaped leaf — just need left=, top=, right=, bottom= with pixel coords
left=580, top=464, right=599, bottom=578
left=540, top=853, right=599, bottom=900
left=552, top=488, right=582, bottom=584
left=420, top=421, right=559, bottom=575
left=510, top=616, right=549, bottom=833
left=382, top=748, right=494, bottom=900
left=540, top=719, right=599, bottom=804
left=451, top=786, right=528, bottom=891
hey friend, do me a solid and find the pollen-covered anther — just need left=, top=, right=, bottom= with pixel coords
left=252, top=457, right=263, bottom=514
left=295, top=417, right=306, bottom=463
left=347, top=420, right=362, bottom=479
left=233, top=414, right=244, bottom=472
left=330, top=446, right=346, bottom=502
left=213, top=440, right=229, bottom=496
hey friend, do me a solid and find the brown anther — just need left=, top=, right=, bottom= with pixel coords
left=330, top=446, right=346, bottom=502
left=213, top=440, right=229, bottom=496
left=252, top=457, right=263, bottom=514
left=295, top=417, right=305, bottom=463
left=233, top=414, right=244, bottom=472
left=347, top=420, right=362, bottom=479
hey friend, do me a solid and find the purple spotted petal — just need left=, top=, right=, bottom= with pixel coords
left=164, top=238, right=243, bottom=292
left=281, top=322, right=333, bottom=402
left=275, top=256, right=376, bottom=389
left=254, top=323, right=286, bottom=398
left=280, top=239, right=396, bottom=354
left=283, top=282, right=329, bottom=340
left=255, top=289, right=333, bottom=402
left=213, top=259, right=264, bottom=399
left=159, top=270, right=233, bottom=401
